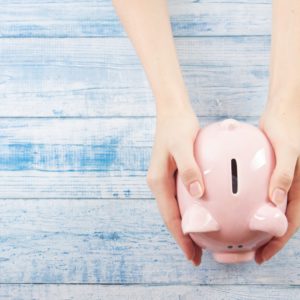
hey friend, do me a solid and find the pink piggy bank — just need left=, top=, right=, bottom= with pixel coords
left=176, top=119, right=288, bottom=264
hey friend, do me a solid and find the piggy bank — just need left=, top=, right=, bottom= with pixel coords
left=176, top=119, right=288, bottom=264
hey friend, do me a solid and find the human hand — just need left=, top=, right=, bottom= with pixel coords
left=255, top=93, right=300, bottom=264
left=146, top=104, right=205, bottom=266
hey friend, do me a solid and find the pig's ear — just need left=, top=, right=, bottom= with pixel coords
left=249, top=204, right=288, bottom=237
left=182, top=204, right=220, bottom=235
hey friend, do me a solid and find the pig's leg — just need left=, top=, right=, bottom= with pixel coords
left=181, top=203, right=220, bottom=235
left=249, top=203, right=288, bottom=237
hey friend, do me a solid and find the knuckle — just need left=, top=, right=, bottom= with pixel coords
left=146, top=170, right=166, bottom=189
left=180, top=167, right=197, bottom=183
left=277, top=172, right=293, bottom=188
left=168, top=138, right=181, bottom=151
left=146, top=172, right=156, bottom=188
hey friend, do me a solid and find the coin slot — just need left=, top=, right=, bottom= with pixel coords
left=231, top=159, right=238, bottom=194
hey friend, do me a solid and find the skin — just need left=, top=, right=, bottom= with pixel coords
left=255, top=0, right=300, bottom=264
left=112, top=0, right=300, bottom=266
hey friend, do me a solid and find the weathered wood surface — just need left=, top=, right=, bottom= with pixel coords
left=0, top=199, right=299, bottom=284
left=0, top=117, right=260, bottom=172
left=0, top=0, right=271, bottom=38
left=1, top=0, right=299, bottom=298
left=0, top=284, right=298, bottom=300
left=0, top=171, right=147, bottom=199
left=0, top=37, right=270, bottom=117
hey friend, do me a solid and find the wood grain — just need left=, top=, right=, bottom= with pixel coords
left=0, top=0, right=271, bottom=38
left=0, top=171, right=148, bottom=199
left=0, top=117, right=259, bottom=172
left=0, top=37, right=270, bottom=117
left=0, top=0, right=298, bottom=295
left=0, top=284, right=298, bottom=300
left=0, top=199, right=298, bottom=284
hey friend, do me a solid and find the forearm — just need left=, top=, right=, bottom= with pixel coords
left=112, top=0, right=192, bottom=116
left=269, top=0, right=300, bottom=102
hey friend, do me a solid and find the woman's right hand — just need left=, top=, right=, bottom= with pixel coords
left=112, top=1, right=204, bottom=264
left=146, top=104, right=205, bottom=266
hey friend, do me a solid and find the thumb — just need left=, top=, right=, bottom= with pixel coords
left=172, top=142, right=205, bottom=198
left=269, top=146, right=298, bottom=206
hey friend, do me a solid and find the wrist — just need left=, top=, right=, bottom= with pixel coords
left=155, top=94, right=194, bottom=120
left=264, top=88, right=300, bottom=118
left=154, top=79, right=192, bottom=110
left=267, top=81, right=300, bottom=109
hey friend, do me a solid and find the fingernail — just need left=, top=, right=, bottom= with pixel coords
left=271, top=188, right=287, bottom=205
left=189, top=181, right=203, bottom=198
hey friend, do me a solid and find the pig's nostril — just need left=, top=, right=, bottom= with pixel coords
left=227, top=245, right=233, bottom=249
left=238, top=245, right=243, bottom=248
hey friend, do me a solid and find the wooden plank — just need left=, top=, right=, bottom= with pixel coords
left=0, top=117, right=259, bottom=172
left=0, top=117, right=153, bottom=172
left=0, top=171, right=150, bottom=199
left=0, top=37, right=270, bottom=117
left=0, top=199, right=298, bottom=284
left=0, top=284, right=299, bottom=299
left=0, top=0, right=271, bottom=38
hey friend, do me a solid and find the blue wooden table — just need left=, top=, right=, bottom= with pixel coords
left=0, top=0, right=299, bottom=298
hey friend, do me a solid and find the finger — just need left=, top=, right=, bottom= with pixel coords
left=256, top=159, right=300, bottom=264
left=147, top=153, right=202, bottom=264
left=255, top=199, right=300, bottom=264
left=192, top=244, right=202, bottom=266
left=269, top=146, right=298, bottom=206
left=156, top=176, right=202, bottom=264
left=171, top=140, right=205, bottom=199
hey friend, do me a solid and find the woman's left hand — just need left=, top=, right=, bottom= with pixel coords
left=255, top=92, right=300, bottom=264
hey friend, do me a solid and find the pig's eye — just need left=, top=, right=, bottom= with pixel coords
left=227, top=245, right=233, bottom=249
left=238, top=245, right=243, bottom=248
left=231, top=158, right=238, bottom=194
